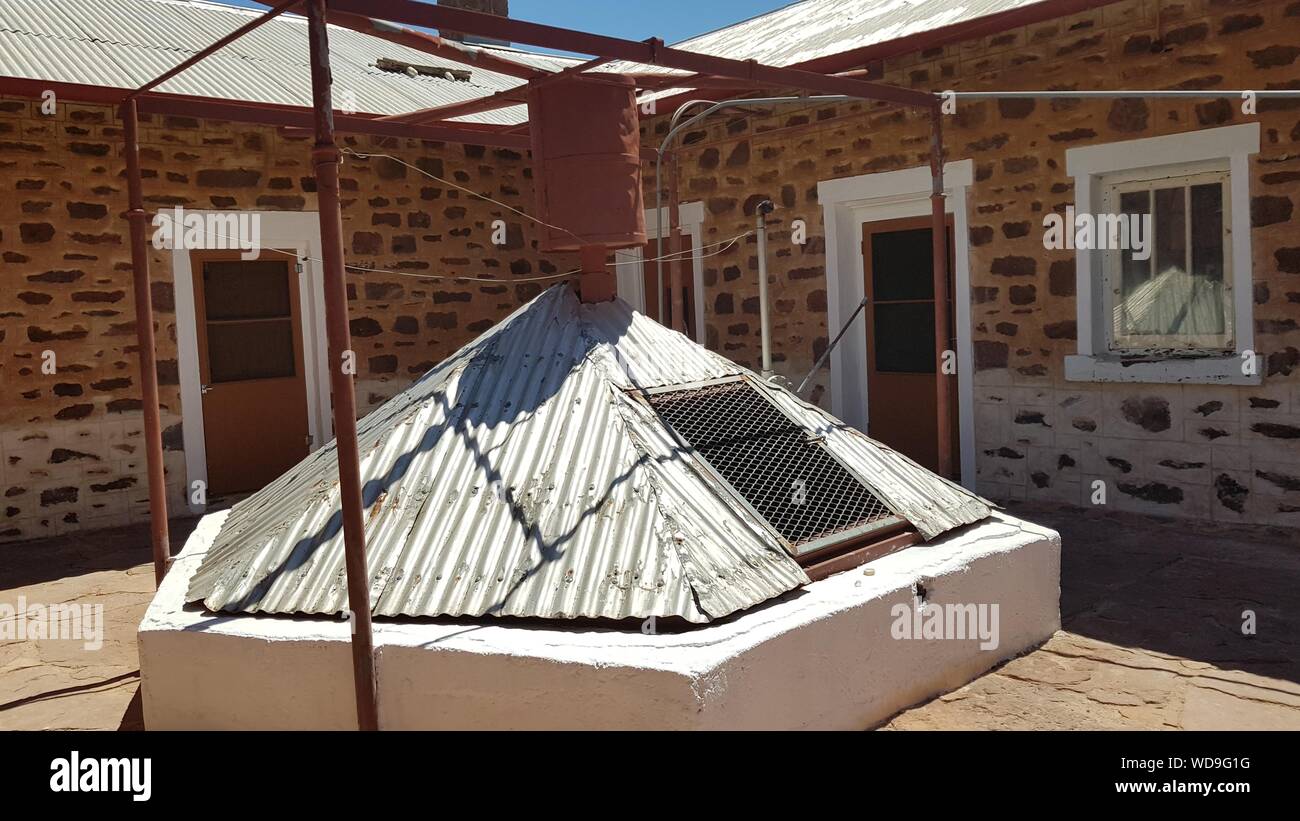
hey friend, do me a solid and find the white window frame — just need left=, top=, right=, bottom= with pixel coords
left=615, top=202, right=706, bottom=343
left=1101, top=165, right=1233, bottom=353
left=1064, top=123, right=1260, bottom=385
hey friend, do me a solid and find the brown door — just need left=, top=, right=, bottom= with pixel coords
left=641, top=235, right=695, bottom=338
left=862, top=216, right=958, bottom=476
left=192, top=250, right=311, bottom=495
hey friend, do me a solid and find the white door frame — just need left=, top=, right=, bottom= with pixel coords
left=615, top=201, right=707, bottom=343
left=817, top=160, right=976, bottom=489
left=168, top=210, right=331, bottom=513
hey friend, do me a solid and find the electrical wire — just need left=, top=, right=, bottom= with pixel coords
left=341, top=146, right=589, bottom=247
left=169, top=224, right=754, bottom=283
left=160, top=144, right=756, bottom=284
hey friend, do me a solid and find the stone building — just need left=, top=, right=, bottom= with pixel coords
left=1, top=0, right=1298, bottom=544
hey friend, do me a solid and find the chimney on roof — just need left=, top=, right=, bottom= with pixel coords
left=437, top=0, right=510, bottom=47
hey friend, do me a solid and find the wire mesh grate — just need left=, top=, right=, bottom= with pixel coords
left=646, top=380, right=898, bottom=549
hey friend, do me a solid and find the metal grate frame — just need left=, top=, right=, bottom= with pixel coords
left=640, top=377, right=904, bottom=556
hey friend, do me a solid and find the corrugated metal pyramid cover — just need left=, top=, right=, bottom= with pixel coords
left=187, top=285, right=991, bottom=623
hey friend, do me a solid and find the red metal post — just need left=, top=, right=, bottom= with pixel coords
left=121, top=99, right=171, bottom=587
left=306, top=0, right=379, bottom=732
left=929, top=105, right=953, bottom=479
left=667, top=151, right=686, bottom=333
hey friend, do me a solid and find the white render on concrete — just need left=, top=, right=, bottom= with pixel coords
left=139, top=509, right=1061, bottom=730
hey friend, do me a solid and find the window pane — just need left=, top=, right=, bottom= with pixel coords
left=208, top=319, right=296, bottom=382
left=1114, top=182, right=1227, bottom=346
left=203, top=260, right=292, bottom=321
left=1154, top=187, right=1186, bottom=276
left=1116, top=190, right=1150, bottom=337
left=874, top=302, right=935, bottom=373
left=871, top=228, right=934, bottom=301
left=1191, top=183, right=1225, bottom=284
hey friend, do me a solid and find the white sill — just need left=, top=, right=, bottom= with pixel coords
left=1064, top=353, right=1261, bottom=385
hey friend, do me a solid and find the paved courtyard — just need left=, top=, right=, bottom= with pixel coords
left=2, top=501, right=1298, bottom=730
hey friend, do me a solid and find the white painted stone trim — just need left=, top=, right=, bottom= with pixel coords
left=168, top=211, right=330, bottom=513
left=817, top=160, right=976, bottom=489
left=1064, top=123, right=1260, bottom=384
left=140, top=508, right=1061, bottom=730
left=617, top=202, right=706, bottom=343
left=1064, top=353, right=1261, bottom=385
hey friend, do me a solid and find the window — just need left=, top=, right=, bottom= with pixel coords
left=641, top=377, right=905, bottom=559
left=1063, top=124, right=1259, bottom=386
left=1102, top=169, right=1231, bottom=353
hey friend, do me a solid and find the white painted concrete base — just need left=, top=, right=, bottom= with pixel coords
left=139, top=511, right=1061, bottom=730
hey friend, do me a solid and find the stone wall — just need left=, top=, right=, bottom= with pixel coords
left=0, top=99, right=576, bottom=542
left=3, top=0, right=1298, bottom=543
left=638, top=0, right=1300, bottom=525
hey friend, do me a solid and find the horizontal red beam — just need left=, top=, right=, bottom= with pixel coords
left=0, top=75, right=132, bottom=105
left=330, top=0, right=934, bottom=108
left=133, top=94, right=534, bottom=148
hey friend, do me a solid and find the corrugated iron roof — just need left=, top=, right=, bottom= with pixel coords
left=1, top=0, right=1061, bottom=125
left=0, top=0, right=578, bottom=123
left=188, top=285, right=992, bottom=624
left=620, top=0, right=1049, bottom=102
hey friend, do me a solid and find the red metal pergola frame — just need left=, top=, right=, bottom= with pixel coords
left=12, top=0, right=961, bottom=730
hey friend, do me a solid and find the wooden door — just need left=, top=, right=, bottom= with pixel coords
left=862, top=217, right=958, bottom=476
left=192, top=250, right=311, bottom=495
left=641, top=234, right=695, bottom=338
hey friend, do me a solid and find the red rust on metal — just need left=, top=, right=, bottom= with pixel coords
left=321, top=7, right=545, bottom=81
left=528, top=73, right=645, bottom=253
left=131, top=95, right=534, bottom=149
left=929, top=105, right=953, bottom=480
left=121, top=98, right=171, bottom=588
left=578, top=245, right=616, bottom=303
left=306, top=0, right=379, bottom=732
left=331, top=0, right=934, bottom=107
left=667, top=150, right=686, bottom=333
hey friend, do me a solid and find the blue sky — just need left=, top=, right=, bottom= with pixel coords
left=216, top=0, right=793, bottom=48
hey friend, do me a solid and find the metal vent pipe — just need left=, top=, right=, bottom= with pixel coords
left=755, top=199, right=775, bottom=378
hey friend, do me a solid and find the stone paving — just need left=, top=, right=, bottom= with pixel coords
left=1, top=502, right=1297, bottom=730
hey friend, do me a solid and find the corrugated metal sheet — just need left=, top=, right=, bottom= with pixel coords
left=188, top=285, right=992, bottom=623
left=620, top=0, right=1048, bottom=103
left=625, top=0, right=1043, bottom=73
left=0, top=0, right=580, bottom=124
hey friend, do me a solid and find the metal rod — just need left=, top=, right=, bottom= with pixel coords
left=655, top=100, right=718, bottom=325
left=796, top=296, right=868, bottom=396
left=126, top=0, right=301, bottom=100
left=756, top=201, right=774, bottom=378
left=306, top=0, right=379, bottom=733
left=929, top=105, right=953, bottom=480
left=121, top=98, right=171, bottom=588
left=667, top=150, right=686, bottom=333
left=332, top=0, right=935, bottom=107
left=314, top=6, right=545, bottom=80
left=133, top=95, right=533, bottom=149
left=945, top=89, right=1300, bottom=99
left=383, top=55, right=611, bottom=125
left=654, top=94, right=852, bottom=323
